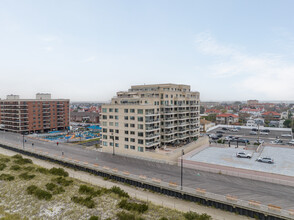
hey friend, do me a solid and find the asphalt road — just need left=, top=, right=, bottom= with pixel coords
left=1, top=131, right=294, bottom=209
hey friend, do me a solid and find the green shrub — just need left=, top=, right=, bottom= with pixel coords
left=26, top=185, right=52, bottom=200
left=116, top=211, right=144, bottom=220
left=51, top=177, right=73, bottom=186
left=79, top=185, right=101, bottom=197
left=0, top=157, right=10, bottom=163
left=71, top=196, right=95, bottom=208
left=110, top=186, right=129, bottom=198
left=49, top=167, right=68, bottom=177
left=10, top=165, right=21, bottom=171
left=27, top=185, right=38, bottom=195
left=12, top=154, right=23, bottom=159
left=36, top=167, right=49, bottom=174
left=14, top=157, right=33, bottom=165
left=0, top=173, right=14, bottom=181
left=19, top=172, right=35, bottom=180
left=118, top=199, right=148, bottom=213
left=23, top=166, right=35, bottom=171
left=183, top=211, right=211, bottom=220
left=0, top=163, right=7, bottom=171
left=89, top=216, right=99, bottom=220
left=45, top=183, right=65, bottom=194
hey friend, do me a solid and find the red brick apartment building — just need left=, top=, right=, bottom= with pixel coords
left=0, top=94, right=69, bottom=134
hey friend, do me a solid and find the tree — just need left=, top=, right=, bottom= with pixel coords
left=283, top=119, right=292, bottom=128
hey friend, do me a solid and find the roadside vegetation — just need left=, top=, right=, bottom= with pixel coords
left=0, top=153, right=211, bottom=219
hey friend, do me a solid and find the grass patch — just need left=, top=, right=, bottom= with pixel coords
left=89, top=216, right=100, bottom=220
left=10, top=165, right=21, bottom=171
left=13, top=158, right=33, bottom=165
left=23, top=166, right=35, bottom=171
left=0, top=163, right=7, bottom=171
left=109, top=186, right=129, bottom=198
left=183, top=211, right=212, bottom=220
left=36, top=167, right=49, bottom=174
left=49, top=167, right=69, bottom=177
left=0, top=173, right=14, bottom=181
left=71, top=196, right=95, bottom=208
left=19, top=172, right=35, bottom=180
left=51, top=177, right=73, bottom=186
left=26, top=185, right=52, bottom=200
left=118, top=199, right=148, bottom=213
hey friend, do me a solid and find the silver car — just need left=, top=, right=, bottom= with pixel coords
left=236, top=152, right=252, bottom=158
left=257, top=157, right=274, bottom=164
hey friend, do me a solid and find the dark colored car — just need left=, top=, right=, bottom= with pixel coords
left=222, top=127, right=228, bottom=130
left=252, top=128, right=258, bottom=132
left=216, top=130, right=225, bottom=134
left=216, top=134, right=223, bottom=138
left=261, top=129, right=270, bottom=133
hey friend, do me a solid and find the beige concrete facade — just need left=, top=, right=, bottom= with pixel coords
left=101, top=84, right=200, bottom=154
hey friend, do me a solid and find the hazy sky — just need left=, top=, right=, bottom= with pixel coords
left=1, top=0, right=294, bottom=102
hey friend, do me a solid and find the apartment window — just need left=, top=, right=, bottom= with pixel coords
left=130, top=109, right=135, bottom=113
left=130, top=138, right=135, bottom=142
left=124, top=116, right=128, bottom=120
left=115, top=129, right=119, bottom=134
left=138, top=147, right=144, bottom=152
left=125, top=130, right=129, bottom=135
left=115, top=116, right=119, bottom=120
left=109, top=108, right=113, bottom=112
left=103, top=141, right=108, bottom=146
left=115, top=136, right=119, bottom=141
left=115, top=122, right=119, bottom=127
left=124, top=123, right=129, bottom=127
left=103, top=135, right=107, bottom=139
left=103, top=115, right=107, bottom=119
left=130, top=131, right=135, bottom=135
left=125, top=138, right=129, bottom=142
left=115, top=143, right=119, bottom=147
left=115, top=108, right=118, bottom=113
left=124, top=145, right=129, bottom=149
left=109, top=122, right=113, bottom=126
left=102, top=128, right=107, bottom=133
left=138, top=117, right=143, bottom=122
left=138, top=124, right=143, bottom=129
left=130, top=124, right=135, bottom=128
left=138, top=139, right=143, bottom=144
left=110, top=142, right=113, bottom=146
left=130, top=145, right=135, bottom=150
left=130, top=116, right=135, bottom=120
left=124, top=109, right=128, bottom=113
left=138, top=109, right=143, bottom=114
left=102, top=108, right=107, bottom=113
left=138, top=132, right=143, bottom=137
left=102, top=122, right=107, bottom=126
left=109, top=115, right=114, bottom=119
left=109, top=129, right=114, bottom=133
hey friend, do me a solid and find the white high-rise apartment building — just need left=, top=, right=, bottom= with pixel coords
left=101, top=84, right=200, bottom=153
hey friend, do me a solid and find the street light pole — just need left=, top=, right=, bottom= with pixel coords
left=22, top=134, right=24, bottom=149
left=181, top=149, right=184, bottom=190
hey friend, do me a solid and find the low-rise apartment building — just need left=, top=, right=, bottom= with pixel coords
left=0, top=93, right=69, bottom=134
left=216, top=113, right=239, bottom=125
left=100, top=84, right=200, bottom=153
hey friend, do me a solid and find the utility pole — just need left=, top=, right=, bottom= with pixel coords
left=22, top=134, right=25, bottom=149
left=257, top=123, right=260, bottom=144
left=181, top=149, right=184, bottom=190
left=112, top=132, right=115, bottom=156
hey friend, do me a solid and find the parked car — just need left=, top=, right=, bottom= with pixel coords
left=261, top=129, right=270, bottom=133
left=250, top=131, right=257, bottom=135
left=256, top=157, right=274, bottom=164
left=216, top=134, right=223, bottom=138
left=252, top=128, right=259, bottom=132
left=281, top=134, right=292, bottom=137
left=236, top=152, right=252, bottom=158
left=224, top=136, right=234, bottom=141
left=271, top=139, right=283, bottom=144
left=222, top=127, right=228, bottom=131
left=230, top=129, right=238, bottom=132
left=288, top=140, right=294, bottom=146
left=235, top=127, right=241, bottom=130
left=211, top=135, right=219, bottom=140
left=260, top=132, right=269, bottom=135
left=238, top=139, right=249, bottom=143
left=216, top=130, right=225, bottom=134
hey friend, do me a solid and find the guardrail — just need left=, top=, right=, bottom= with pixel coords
left=0, top=142, right=292, bottom=220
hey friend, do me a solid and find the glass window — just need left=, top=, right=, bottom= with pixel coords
left=138, top=146, right=144, bottom=152
left=130, top=124, right=135, bottom=128
left=102, top=108, right=107, bottom=113
left=124, top=109, right=128, bottom=113
left=130, top=131, right=135, bottom=135
left=103, top=135, right=107, bottom=139
left=109, top=108, right=113, bottom=112
left=130, top=145, right=135, bottom=150
left=138, top=117, right=143, bottom=122
left=109, top=122, right=113, bottom=126
left=102, top=122, right=107, bottom=126
left=115, top=108, right=118, bottom=113
left=103, top=141, right=108, bottom=146
left=130, top=109, right=135, bottom=113
left=115, top=116, right=119, bottom=120
left=138, top=124, right=143, bottom=129
left=125, top=138, right=129, bottom=142
left=124, top=116, right=128, bottom=120
left=115, top=122, right=119, bottom=127
left=124, top=123, right=128, bottom=127
left=138, top=109, right=143, bottom=114
left=138, top=132, right=143, bottom=137
left=130, top=138, right=135, bottom=142
left=124, top=145, right=129, bottom=149
left=138, top=139, right=143, bottom=144
left=103, top=115, right=107, bottom=119
left=125, top=130, right=129, bottom=134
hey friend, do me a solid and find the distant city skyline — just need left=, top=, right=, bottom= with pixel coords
left=1, top=0, right=294, bottom=102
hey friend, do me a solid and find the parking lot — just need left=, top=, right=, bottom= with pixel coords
left=188, top=146, right=294, bottom=177
left=207, top=126, right=293, bottom=145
